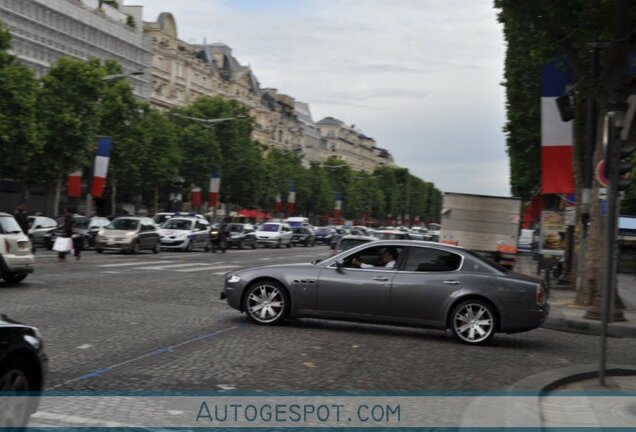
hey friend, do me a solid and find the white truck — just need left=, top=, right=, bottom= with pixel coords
left=440, top=193, right=521, bottom=269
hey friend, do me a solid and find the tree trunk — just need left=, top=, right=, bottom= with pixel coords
left=153, top=186, right=159, bottom=214
left=111, top=179, right=117, bottom=215
left=52, top=177, right=62, bottom=217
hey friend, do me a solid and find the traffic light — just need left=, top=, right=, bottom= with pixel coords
left=618, top=139, right=636, bottom=191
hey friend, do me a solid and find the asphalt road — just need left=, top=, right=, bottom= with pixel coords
left=2, top=244, right=635, bottom=392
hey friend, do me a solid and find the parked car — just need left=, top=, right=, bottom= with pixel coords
left=26, top=216, right=57, bottom=249
left=255, top=222, right=293, bottom=248
left=221, top=240, right=549, bottom=345
left=158, top=217, right=210, bottom=251
left=291, top=227, right=316, bottom=247
left=0, top=213, right=34, bottom=284
left=225, top=223, right=257, bottom=249
left=95, top=217, right=160, bottom=254
left=43, top=216, right=110, bottom=250
left=372, top=229, right=411, bottom=240
left=314, top=227, right=336, bottom=245
left=0, top=314, right=47, bottom=428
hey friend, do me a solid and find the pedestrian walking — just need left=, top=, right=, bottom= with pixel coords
left=57, top=208, right=81, bottom=260
left=211, top=222, right=227, bottom=253
left=14, top=204, right=29, bottom=235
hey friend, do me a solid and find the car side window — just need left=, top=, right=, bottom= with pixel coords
left=141, top=223, right=155, bottom=232
left=404, top=247, right=462, bottom=272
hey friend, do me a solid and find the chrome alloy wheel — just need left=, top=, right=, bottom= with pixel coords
left=453, top=303, right=494, bottom=344
left=246, top=284, right=286, bottom=324
left=0, top=367, right=30, bottom=427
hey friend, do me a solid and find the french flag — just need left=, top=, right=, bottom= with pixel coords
left=209, top=168, right=221, bottom=208
left=287, top=181, right=296, bottom=216
left=91, top=137, right=112, bottom=198
left=541, top=61, right=574, bottom=194
left=333, top=192, right=342, bottom=220
left=274, top=194, right=282, bottom=214
left=191, top=186, right=202, bottom=208
left=67, top=171, right=82, bottom=197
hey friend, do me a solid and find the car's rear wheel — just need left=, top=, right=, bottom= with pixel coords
left=2, top=273, right=27, bottom=284
left=251, top=241, right=257, bottom=249
left=276, top=239, right=281, bottom=248
left=244, top=281, right=289, bottom=325
left=185, top=241, right=194, bottom=252
left=204, top=240, right=211, bottom=252
left=450, top=300, right=496, bottom=345
left=0, top=357, right=34, bottom=428
left=239, top=240, right=245, bottom=249
left=153, top=241, right=160, bottom=254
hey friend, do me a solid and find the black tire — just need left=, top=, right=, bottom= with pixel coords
left=0, top=356, right=36, bottom=428
left=243, top=280, right=289, bottom=325
left=153, top=241, right=160, bottom=254
left=449, top=299, right=497, bottom=345
left=96, top=248, right=103, bottom=254
left=276, top=239, right=282, bottom=248
left=239, top=240, right=245, bottom=250
left=82, top=237, right=89, bottom=250
left=2, top=273, right=27, bottom=284
left=251, top=241, right=257, bottom=249
left=185, top=241, right=194, bottom=252
left=204, top=240, right=211, bottom=252
left=286, top=240, right=292, bottom=248
left=131, top=241, right=140, bottom=255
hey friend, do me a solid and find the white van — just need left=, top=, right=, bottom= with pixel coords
left=255, top=222, right=293, bottom=248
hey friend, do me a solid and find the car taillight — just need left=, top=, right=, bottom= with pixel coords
left=536, top=283, right=545, bottom=305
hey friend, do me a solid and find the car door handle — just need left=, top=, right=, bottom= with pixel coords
left=372, top=276, right=389, bottom=281
left=443, top=280, right=461, bottom=285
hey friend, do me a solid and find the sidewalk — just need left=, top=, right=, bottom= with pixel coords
left=515, top=254, right=636, bottom=338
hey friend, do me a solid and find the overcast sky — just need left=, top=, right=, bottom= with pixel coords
left=129, top=0, right=510, bottom=196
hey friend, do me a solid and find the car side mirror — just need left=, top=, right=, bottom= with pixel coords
left=335, top=259, right=345, bottom=272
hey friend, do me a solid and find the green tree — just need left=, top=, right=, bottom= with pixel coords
left=36, top=57, right=104, bottom=215
left=0, top=22, right=41, bottom=199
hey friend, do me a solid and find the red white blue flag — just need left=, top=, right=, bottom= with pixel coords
left=209, top=167, right=221, bottom=208
left=541, top=61, right=574, bottom=194
left=287, top=181, right=296, bottom=216
left=91, top=137, right=112, bottom=198
left=191, top=186, right=202, bottom=208
left=67, top=170, right=82, bottom=198
left=334, top=192, right=342, bottom=220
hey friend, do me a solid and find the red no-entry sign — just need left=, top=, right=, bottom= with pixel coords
left=596, top=160, right=608, bottom=187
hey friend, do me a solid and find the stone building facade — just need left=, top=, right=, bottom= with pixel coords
left=315, top=117, right=380, bottom=173
left=0, top=0, right=152, bottom=99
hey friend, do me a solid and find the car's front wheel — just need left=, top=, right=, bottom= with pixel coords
left=244, top=281, right=289, bottom=325
left=450, top=300, right=496, bottom=345
left=2, top=273, right=27, bottom=284
left=0, top=357, right=35, bottom=428
left=153, top=241, right=160, bottom=254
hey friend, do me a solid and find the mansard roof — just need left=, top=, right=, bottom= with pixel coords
left=316, top=116, right=345, bottom=126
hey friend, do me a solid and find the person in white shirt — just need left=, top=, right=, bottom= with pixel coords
left=352, top=247, right=397, bottom=269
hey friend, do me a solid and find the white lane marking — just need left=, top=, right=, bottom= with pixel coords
left=174, top=265, right=237, bottom=273
left=259, top=258, right=271, bottom=261
left=98, top=261, right=174, bottom=268
left=100, top=271, right=123, bottom=274
left=213, top=272, right=227, bottom=275
left=76, top=344, right=93, bottom=350
left=217, top=384, right=236, bottom=390
left=135, top=263, right=211, bottom=270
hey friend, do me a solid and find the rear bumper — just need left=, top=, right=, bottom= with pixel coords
left=501, top=303, right=550, bottom=333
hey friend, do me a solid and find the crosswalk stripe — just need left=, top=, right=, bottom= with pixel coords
left=97, top=261, right=175, bottom=268
left=174, top=265, right=237, bottom=273
left=135, top=263, right=211, bottom=270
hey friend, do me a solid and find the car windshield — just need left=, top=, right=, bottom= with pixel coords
left=154, top=214, right=172, bottom=224
left=259, top=223, right=280, bottom=232
left=106, top=219, right=139, bottom=231
left=162, top=219, right=193, bottom=230
left=316, top=228, right=331, bottom=235
left=464, top=249, right=510, bottom=273
left=72, top=220, right=90, bottom=229
left=228, top=224, right=244, bottom=232
left=0, top=216, right=23, bottom=234
left=428, top=223, right=441, bottom=231
left=338, top=238, right=372, bottom=252
left=292, top=228, right=304, bottom=233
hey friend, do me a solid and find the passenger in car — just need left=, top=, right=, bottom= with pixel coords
left=352, top=247, right=397, bottom=269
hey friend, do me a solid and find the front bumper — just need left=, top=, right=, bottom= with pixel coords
left=95, top=240, right=133, bottom=251
left=256, top=238, right=281, bottom=245
left=160, top=239, right=188, bottom=249
left=0, top=253, right=35, bottom=274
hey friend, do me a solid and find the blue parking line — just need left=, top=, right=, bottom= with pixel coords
left=78, top=367, right=111, bottom=380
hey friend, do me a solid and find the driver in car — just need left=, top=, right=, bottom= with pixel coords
left=351, top=247, right=397, bottom=269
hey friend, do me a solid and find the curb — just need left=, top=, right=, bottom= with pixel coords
left=505, top=364, right=636, bottom=428
left=543, top=311, right=636, bottom=338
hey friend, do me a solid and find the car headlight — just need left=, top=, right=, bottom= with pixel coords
left=227, top=274, right=241, bottom=284
left=125, top=232, right=136, bottom=239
